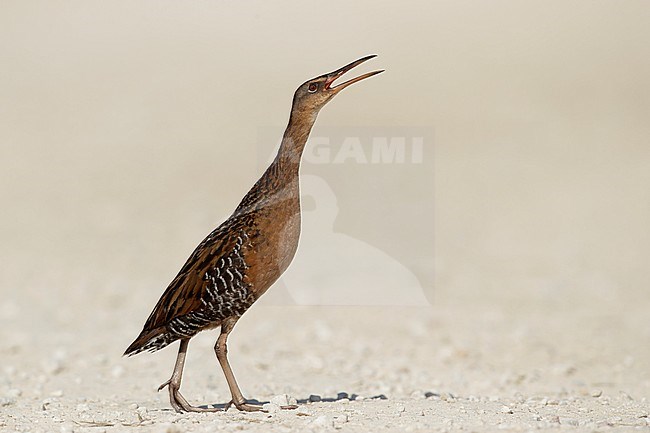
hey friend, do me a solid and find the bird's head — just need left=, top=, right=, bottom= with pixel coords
left=291, top=55, right=383, bottom=116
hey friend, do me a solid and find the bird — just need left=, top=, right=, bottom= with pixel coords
left=124, top=55, right=383, bottom=413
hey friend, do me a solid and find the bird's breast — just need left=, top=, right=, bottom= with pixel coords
left=244, top=198, right=302, bottom=298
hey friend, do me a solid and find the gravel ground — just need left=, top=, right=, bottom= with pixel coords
left=1, top=293, right=649, bottom=433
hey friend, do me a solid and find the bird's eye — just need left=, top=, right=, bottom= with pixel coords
left=308, top=83, right=318, bottom=93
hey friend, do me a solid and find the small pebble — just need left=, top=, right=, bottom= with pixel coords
left=591, top=389, right=603, bottom=397
left=333, top=414, right=349, bottom=424
left=295, top=406, right=311, bottom=416
left=500, top=406, right=513, bottom=414
left=410, top=390, right=426, bottom=399
left=441, top=393, right=456, bottom=402
left=51, top=390, right=64, bottom=397
left=308, top=394, right=321, bottom=402
left=270, top=394, right=297, bottom=406
left=262, top=402, right=281, bottom=413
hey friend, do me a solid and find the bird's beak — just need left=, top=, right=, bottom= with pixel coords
left=324, top=55, right=384, bottom=93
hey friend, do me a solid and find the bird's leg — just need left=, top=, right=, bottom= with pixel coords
left=158, top=339, right=221, bottom=413
left=215, top=318, right=297, bottom=412
left=215, top=318, right=262, bottom=412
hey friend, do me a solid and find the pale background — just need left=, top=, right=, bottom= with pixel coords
left=1, top=2, right=650, bottom=431
left=2, top=1, right=648, bottom=309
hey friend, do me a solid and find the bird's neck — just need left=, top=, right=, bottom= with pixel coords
left=234, top=109, right=317, bottom=216
left=273, top=110, right=318, bottom=176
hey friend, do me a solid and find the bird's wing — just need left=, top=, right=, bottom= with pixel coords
left=141, top=219, right=253, bottom=332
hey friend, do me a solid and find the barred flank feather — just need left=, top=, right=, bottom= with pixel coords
left=124, top=225, right=255, bottom=357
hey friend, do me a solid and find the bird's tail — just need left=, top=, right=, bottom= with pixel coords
left=123, top=326, right=174, bottom=356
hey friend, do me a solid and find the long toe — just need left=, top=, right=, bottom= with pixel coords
left=160, top=381, right=184, bottom=413
left=174, top=392, right=222, bottom=413
left=172, top=390, right=193, bottom=413
left=160, top=381, right=222, bottom=413
left=232, top=400, right=264, bottom=412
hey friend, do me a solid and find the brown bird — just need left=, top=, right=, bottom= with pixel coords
left=124, top=55, right=383, bottom=413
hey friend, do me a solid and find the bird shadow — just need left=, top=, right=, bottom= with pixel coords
left=189, top=391, right=388, bottom=411
left=295, top=392, right=388, bottom=404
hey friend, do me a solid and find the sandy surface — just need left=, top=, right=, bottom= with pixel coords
left=2, top=294, right=649, bottom=433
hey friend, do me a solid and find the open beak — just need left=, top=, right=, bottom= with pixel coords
left=324, top=55, right=384, bottom=92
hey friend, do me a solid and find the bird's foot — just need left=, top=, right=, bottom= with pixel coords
left=158, top=379, right=222, bottom=413
left=224, top=398, right=298, bottom=412
left=224, top=398, right=264, bottom=412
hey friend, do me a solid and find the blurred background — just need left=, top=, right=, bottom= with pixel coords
left=1, top=1, right=649, bottom=321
